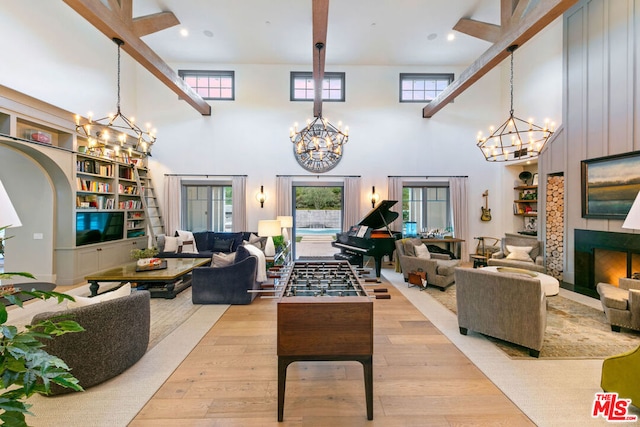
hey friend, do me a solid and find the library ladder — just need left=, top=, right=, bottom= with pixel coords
left=133, top=167, right=165, bottom=243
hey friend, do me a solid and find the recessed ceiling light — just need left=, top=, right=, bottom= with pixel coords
left=447, top=33, right=455, bottom=41
left=427, top=33, right=437, bottom=41
left=180, top=28, right=189, bottom=37
left=203, top=30, right=214, bottom=37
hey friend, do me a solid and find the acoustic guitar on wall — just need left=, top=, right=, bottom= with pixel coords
left=481, top=190, right=491, bottom=221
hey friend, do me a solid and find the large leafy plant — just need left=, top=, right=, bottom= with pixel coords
left=0, top=229, right=85, bottom=426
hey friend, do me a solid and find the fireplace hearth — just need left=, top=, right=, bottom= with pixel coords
left=575, top=229, right=640, bottom=297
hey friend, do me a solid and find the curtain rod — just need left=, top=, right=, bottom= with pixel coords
left=387, top=175, right=468, bottom=178
left=164, top=174, right=247, bottom=177
left=276, top=174, right=361, bottom=178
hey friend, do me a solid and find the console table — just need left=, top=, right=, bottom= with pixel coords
left=421, top=238, right=465, bottom=259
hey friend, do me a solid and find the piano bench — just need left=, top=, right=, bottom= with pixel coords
left=334, top=252, right=363, bottom=267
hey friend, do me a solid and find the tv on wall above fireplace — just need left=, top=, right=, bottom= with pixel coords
left=581, top=150, right=640, bottom=219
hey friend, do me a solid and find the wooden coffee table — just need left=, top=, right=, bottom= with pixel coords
left=85, top=258, right=210, bottom=299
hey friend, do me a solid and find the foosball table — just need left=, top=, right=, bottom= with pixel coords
left=275, top=261, right=374, bottom=422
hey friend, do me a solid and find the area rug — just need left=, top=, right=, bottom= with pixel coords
left=8, top=285, right=228, bottom=427
left=422, top=284, right=640, bottom=359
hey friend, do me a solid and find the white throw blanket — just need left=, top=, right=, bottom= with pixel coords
left=243, top=243, right=267, bottom=283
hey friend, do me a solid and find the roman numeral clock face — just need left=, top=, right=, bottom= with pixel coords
left=292, top=123, right=344, bottom=173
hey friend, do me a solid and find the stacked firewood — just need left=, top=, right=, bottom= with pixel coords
left=545, top=175, right=565, bottom=280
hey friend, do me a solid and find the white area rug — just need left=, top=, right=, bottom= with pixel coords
left=6, top=284, right=228, bottom=427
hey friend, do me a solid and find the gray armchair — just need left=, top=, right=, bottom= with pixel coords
left=31, top=290, right=151, bottom=395
left=395, top=238, right=460, bottom=291
left=192, top=245, right=261, bottom=304
left=597, top=278, right=640, bottom=332
left=487, top=233, right=545, bottom=273
left=455, top=267, right=547, bottom=357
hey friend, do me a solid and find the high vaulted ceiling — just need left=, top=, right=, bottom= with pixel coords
left=64, top=0, right=578, bottom=116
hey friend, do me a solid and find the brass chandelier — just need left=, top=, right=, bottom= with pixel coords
left=476, top=45, right=554, bottom=162
left=75, top=38, right=156, bottom=156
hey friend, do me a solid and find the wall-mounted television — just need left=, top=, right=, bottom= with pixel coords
left=75, top=211, right=125, bottom=246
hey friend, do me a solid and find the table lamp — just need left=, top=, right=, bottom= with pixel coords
left=622, top=191, right=640, bottom=230
left=0, top=180, right=22, bottom=229
left=258, top=219, right=281, bottom=257
left=276, top=215, right=293, bottom=243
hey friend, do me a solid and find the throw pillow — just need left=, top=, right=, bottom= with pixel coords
left=414, top=243, right=432, bottom=259
left=402, top=239, right=417, bottom=257
left=248, top=233, right=266, bottom=251
left=180, top=239, right=198, bottom=254
left=212, top=238, right=234, bottom=252
left=211, top=252, right=235, bottom=268
left=506, top=245, right=533, bottom=262
left=156, top=234, right=166, bottom=252
left=163, top=236, right=181, bottom=253
left=176, top=230, right=199, bottom=253
left=67, top=283, right=132, bottom=309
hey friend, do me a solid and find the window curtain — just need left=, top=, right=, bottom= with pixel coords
left=450, top=177, right=469, bottom=262
left=276, top=176, right=293, bottom=217
left=387, top=177, right=404, bottom=232
left=163, top=175, right=182, bottom=237
left=232, top=176, right=247, bottom=232
left=343, top=177, right=361, bottom=231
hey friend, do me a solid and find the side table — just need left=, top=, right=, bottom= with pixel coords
left=470, top=254, right=488, bottom=268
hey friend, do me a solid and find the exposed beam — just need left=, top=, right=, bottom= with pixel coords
left=423, top=0, right=578, bottom=118
left=312, top=0, right=329, bottom=118
left=63, top=0, right=211, bottom=116
left=133, top=12, right=180, bottom=38
left=453, top=18, right=501, bottom=43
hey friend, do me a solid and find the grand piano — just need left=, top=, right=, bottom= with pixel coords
left=332, top=200, right=403, bottom=281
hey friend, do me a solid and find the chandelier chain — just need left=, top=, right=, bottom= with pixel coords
left=509, top=49, right=514, bottom=116
left=116, top=40, right=121, bottom=114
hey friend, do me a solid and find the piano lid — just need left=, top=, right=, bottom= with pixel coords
left=358, top=200, right=399, bottom=230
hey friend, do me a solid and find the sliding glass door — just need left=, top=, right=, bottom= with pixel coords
left=293, top=185, right=343, bottom=259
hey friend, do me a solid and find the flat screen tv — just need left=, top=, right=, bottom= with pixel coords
left=75, top=211, right=125, bottom=246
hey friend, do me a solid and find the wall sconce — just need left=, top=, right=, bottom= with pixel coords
left=370, top=186, right=380, bottom=208
left=256, top=185, right=267, bottom=208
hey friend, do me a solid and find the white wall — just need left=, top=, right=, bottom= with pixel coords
left=0, top=0, right=564, bottom=270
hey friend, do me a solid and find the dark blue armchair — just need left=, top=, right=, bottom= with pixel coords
left=191, top=245, right=261, bottom=304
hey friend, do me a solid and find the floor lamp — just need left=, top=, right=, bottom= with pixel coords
left=258, top=219, right=282, bottom=257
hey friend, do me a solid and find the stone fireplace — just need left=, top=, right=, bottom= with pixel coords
left=574, top=229, right=640, bottom=297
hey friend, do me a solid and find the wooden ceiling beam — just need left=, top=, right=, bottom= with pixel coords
left=133, top=12, right=180, bottom=38
left=453, top=18, right=501, bottom=43
left=423, top=0, right=578, bottom=118
left=312, top=0, right=329, bottom=118
left=63, top=0, right=211, bottom=116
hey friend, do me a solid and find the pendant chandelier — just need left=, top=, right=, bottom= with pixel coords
left=75, top=38, right=156, bottom=156
left=289, top=42, right=349, bottom=173
left=476, top=45, right=554, bottom=162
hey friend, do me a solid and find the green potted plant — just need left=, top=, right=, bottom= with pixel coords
left=0, top=228, right=85, bottom=426
left=130, top=247, right=159, bottom=261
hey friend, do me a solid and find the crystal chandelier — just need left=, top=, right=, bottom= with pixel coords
left=476, top=45, right=554, bottom=162
left=75, top=38, right=156, bottom=156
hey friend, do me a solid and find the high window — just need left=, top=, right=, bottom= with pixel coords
left=399, top=73, right=454, bottom=103
left=290, top=72, right=345, bottom=101
left=178, top=70, right=235, bottom=100
left=403, top=184, right=451, bottom=233
left=182, top=184, right=232, bottom=232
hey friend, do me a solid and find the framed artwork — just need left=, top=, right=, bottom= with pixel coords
left=532, top=173, right=539, bottom=186
left=581, top=150, right=640, bottom=219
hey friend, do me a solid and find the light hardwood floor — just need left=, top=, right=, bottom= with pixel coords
left=129, top=280, right=534, bottom=426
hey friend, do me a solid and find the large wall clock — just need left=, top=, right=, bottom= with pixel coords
left=291, top=121, right=345, bottom=173
left=293, top=144, right=342, bottom=173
